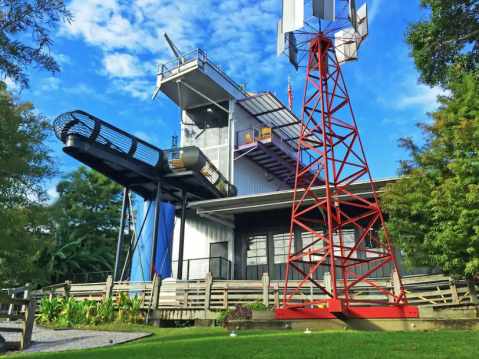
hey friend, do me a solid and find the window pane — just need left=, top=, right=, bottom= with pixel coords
left=247, top=234, right=267, bottom=266
left=302, top=227, right=325, bottom=253
left=257, top=249, right=267, bottom=257
left=256, top=256, right=267, bottom=265
left=273, top=233, right=294, bottom=263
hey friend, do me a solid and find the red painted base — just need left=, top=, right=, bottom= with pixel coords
left=275, top=306, right=419, bottom=319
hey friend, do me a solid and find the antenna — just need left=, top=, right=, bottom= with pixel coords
left=274, top=1, right=414, bottom=320
left=163, top=33, right=182, bottom=59
left=171, top=132, right=178, bottom=149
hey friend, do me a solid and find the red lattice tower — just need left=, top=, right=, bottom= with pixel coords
left=275, top=1, right=417, bottom=319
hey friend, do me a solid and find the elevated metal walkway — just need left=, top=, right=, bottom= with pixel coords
left=235, top=92, right=325, bottom=188
left=53, top=110, right=237, bottom=204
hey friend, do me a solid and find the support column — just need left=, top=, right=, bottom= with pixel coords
left=149, top=183, right=162, bottom=281
left=114, top=188, right=129, bottom=281
left=177, top=190, right=187, bottom=280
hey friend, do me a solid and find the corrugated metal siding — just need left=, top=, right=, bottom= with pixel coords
left=234, top=156, right=287, bottom=196
left=234, top=206, right=440, bottom=281
left=172, top=211, right=234, bottom=262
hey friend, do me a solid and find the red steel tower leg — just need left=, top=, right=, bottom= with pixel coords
left=277, top=36, right=417, bottom=319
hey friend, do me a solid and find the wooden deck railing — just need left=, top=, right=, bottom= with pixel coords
left=22, top=271, right=478, bottom=311
left=0, top=295, right=36, bottom=350
left=2, top=272, right=478, bottom=319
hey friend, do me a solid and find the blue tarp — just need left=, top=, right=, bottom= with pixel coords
left=130, top=201, right=175, bottom=281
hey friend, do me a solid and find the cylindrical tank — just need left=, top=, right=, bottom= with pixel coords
left=130, top=200, right=175, bottom=281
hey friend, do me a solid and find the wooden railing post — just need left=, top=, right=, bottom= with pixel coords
left=390, top=270, right=401, bottom=302
left=449, top=277, right=459, bottom=304
left=466, top=277, right=479, bottom=305
left=63, top=281, right=72, bottom=299
left=204, top=272, right=213, bottom=310
left=273, top=283, right=280, bottom=308
left=184, top=284, right=189, bottom=308
left=152, top=274, right=162, bottom=309
left=49, top=287, right=54, bottom=301
left=7, top=293, right=15, bottom=322
left=262, top=273, right=270, bottom=307
left=22, top=284, right=31, bottom=313
left=20, top=299, right=36, bottom=350
left=105, top=275, right=113, bottom=300
left=222, top=282, right=228, bottom=310
left=324, top=272, right=332, bottom=294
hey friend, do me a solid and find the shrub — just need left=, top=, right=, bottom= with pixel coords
left=216, top=302, right=270, bottom=327
left=115, top=291, right=143, bottom=323
left=36, top=294, right=140, bottom=327
left=36, top=297, right=61, bottom=324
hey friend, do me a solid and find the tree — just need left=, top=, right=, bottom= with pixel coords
left=39, top=167, right=125, bottom=283
left=0, top=83, right=58, bottom=289
left=0, top=0, right=72, bottom=89
left=405, top=0, right=479, bottom=87
left=380, top=75, right=479, bottom=295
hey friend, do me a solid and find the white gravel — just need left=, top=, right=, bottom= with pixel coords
left=0, top=322, right=152, bottom=355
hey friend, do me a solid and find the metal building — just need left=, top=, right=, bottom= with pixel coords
left=152, top=47, right=434, bottom=282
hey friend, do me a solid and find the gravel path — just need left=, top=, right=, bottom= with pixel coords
left=0, top=322, right=152, bottom=355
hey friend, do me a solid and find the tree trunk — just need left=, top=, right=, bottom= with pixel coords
left=466, top=276, right=478, bottom=305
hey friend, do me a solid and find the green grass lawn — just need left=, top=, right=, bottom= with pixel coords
left=14, top=324, right=479, bottom=359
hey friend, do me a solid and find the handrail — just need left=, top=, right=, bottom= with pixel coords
left=158, top=48, right=248, bottom=97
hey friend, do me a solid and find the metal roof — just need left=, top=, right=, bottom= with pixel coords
left=236, top=91, right=311, bottom=149
left=188, top=177, right=400, bottom=215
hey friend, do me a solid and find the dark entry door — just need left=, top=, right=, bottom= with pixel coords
left=210, top=241, right=228, bottom=259
left=210, top=242, right=229, bottom=279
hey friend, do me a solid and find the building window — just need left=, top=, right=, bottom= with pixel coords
left=247, top=234, right=267, bottom=266
left=332, top=228, right=357, bottom=258
left=301, top=227, right=326, bottom=255
left=273, top=232, right=294, bottom=264
left=364, top=228, right=386, bottom=258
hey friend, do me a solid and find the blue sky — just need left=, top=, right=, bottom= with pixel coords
left=10, top=0, right=445, bottom=198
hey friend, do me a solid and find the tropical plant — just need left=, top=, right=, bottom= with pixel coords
left=116, top=291, right=143, bottom=323
left=36, top=297, right=61, bottom=324
left=405, top=0, right=479, bottom=87
left=0, top=84, right=58, bottom=289
left=0, top=0, right=73, bottom=89
left=381, top=75, right=479, bottom=293
left=58, top=296, right=79, bottom=326
left=37, top=166, right=126, bottom=283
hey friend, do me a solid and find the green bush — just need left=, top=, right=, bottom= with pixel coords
left=35, top=292, right=143, bottom=327
left=216, top=302, right=271, bottom=327
left=36, top=297, right=61, bottom=324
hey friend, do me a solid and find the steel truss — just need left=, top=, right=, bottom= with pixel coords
left=278, top=35, right=416, bottom=319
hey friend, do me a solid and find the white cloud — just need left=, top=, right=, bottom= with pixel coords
left=134, top=130, right=157, bottom=144
left=101, top=53, right=157, bottom=78
left=65, top=82, right=95, bottom=95
left=3, top=77, right=18, bottom=91
left=43, top=77, right=61, bottom=91
left=397, top=84, right=447, bottom=112
left=47, top=186, right=59, bottom=203
left=53, top=53, right=72, bottom=65
left=61, top=0, right=283, bottom=97
left=110, top=78, right=152, bottom=100
left=34, top=77, right=61, bottom=95
left=369, top=0, right=384, bottom=22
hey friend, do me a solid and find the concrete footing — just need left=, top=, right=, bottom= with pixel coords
left=225, top=305, right=479, bottom=331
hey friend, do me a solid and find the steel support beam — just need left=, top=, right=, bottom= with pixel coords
left=178, top=80, right=232, bottom=115
left=177, top=190, right=188, bottom=280
left=114, top=188, right=129, bottom=281
left=149, top=183, right=162, bottom=281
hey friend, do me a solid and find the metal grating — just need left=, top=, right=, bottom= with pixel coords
left=236, top=92, right=322, bottom=149
left=53, top=110, right=162, bottom=168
